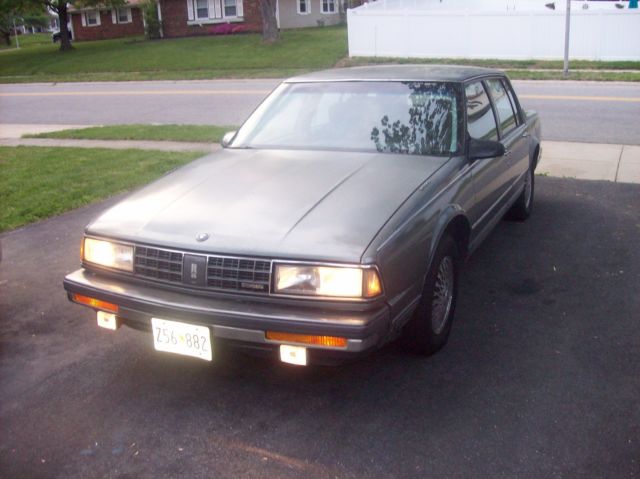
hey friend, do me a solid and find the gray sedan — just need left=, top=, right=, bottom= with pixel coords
left=63, top=65, right=541, bottom=366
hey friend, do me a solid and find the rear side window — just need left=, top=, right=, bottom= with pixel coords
left=465, top=82, right=498, bottom=141
left=485, top=79, right=518, bottom=137
left=505, top=83, right=521, bottom=124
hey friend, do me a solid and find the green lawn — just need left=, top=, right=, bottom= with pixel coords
left=1, top=26, right=638, bottom=83
left=0, top=146, right=201, bottom=232
left=0, top=27, right=348, bottom=83
left=0, top=33, right=52, bottom=51
left=25, top=124, right=236, bottom=143
left=342, top=56, right=640, bottom=71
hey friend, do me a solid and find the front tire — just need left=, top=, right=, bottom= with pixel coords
left=402, top=235, right=459, bottom=356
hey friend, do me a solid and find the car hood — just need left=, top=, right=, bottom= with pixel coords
left=87, top=149, right=448, bottom=263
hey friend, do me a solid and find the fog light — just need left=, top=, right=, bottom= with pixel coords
left=97, top=311, right=118, bottom=330
left=279, top=345, right=307, bottom=366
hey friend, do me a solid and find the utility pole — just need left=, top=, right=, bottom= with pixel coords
left=563, top=0, right=571, bottom=77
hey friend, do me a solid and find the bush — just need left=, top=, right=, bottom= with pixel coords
left=143, top=0, right=163, bottom=40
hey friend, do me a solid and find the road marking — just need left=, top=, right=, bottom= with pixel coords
left=0, top=89, right=272, bottom=97
left=520, top=94, right=640, bottom=103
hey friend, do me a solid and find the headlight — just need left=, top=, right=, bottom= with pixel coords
left=83, top=237, right=134, bottom=272
left=274, top=264, right=382, bottom=299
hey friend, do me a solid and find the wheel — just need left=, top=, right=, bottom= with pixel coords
left=401, top=235, right=459, bottom=356
left=506, top=163, right=534, bottom=221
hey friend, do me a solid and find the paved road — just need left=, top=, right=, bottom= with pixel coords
left=1, top=79, right=639, bottom=144
left=1, top=177, right=639, bottom=478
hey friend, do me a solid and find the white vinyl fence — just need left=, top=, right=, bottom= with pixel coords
left=347, top=0, right=640, bottom=61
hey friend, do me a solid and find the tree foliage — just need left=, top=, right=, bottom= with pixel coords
left=371, top=83, right=456, bottom=156
left=2, top=0, right=126, bottom=51
left=0, top=0, right=46, bottom=46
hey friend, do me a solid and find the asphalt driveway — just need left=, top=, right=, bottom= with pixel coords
left=0, top=177, right=639, bottom=479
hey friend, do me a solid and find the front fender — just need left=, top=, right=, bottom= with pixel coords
left=424, top=206, right=469, bottom=285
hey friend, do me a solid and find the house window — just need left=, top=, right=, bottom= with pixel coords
left=196, top=0, right=209, bottom=19
left=322, top=0, right=336, bottom=13
left=117, top=8, right=131, bottom=23
left=187, top=0, right=242, bottom=21
left=298, top=0, right=309, bottom=14
left=224, top=0, right=237, bottom=17
left=84, top=11, right=99, bottom=26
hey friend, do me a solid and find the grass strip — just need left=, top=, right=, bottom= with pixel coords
left=25, top=124, right=236, bottom=143
left=2, top=30, right=639, bottom=83
left=505, top=70, right=640, bottom=82
left=342, top=56, right=640, bottom=71
left=0, top=146, right=201, bottom=232
left=340, top=57, right=640, bottom=82
left=0, top=27, right=347, bottom=83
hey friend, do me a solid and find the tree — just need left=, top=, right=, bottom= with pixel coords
left=0, top=13, right=16, bottom=46
left=36, top=0, right=124, bottom=51
left=259, top=0, right=278, bottom=43
left=0, top=0, right=33, bottom=46
left=23, top=12, right=49, bottom=30
left=45, top=0, right=74, bottom=51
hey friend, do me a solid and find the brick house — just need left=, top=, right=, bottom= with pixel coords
left=68, top=0, right=346, bottom=42
left=69, top=1, right=146, bottom=41
left=159, top=0, right=262, bottom=37
left=163, top=0, right=352, bottom=32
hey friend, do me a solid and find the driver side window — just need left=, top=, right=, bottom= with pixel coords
left=465, top=82, right=498, bottom=142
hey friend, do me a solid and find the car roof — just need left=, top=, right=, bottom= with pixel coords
left=286, top=65, right=503, bottom=83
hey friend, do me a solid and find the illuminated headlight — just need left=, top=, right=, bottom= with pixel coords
left=83, top=237, right=134, bottom=272
left=274, top=264, right=382, bottom=299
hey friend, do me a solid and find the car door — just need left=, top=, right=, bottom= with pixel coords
left=484, top=77, right=530, bottom=208
left=464, top=80, right=510, bottom=237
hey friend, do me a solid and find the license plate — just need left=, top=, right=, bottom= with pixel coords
left=151, top=318, right=212, bottom=361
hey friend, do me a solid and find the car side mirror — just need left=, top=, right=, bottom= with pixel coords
left=469, top=138, right=506, bottom=161
left=221, top=131, right=237, bottom=148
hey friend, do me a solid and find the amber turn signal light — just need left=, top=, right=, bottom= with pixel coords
left=72, top=294, right=119, bottom=314
left=266, top=331, right=347, bottom=348
left=364, top=269, right=382, bottom=298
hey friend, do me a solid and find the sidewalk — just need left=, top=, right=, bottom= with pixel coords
left=541, top=141, right=640, bottom=184
left=0, top=125, right=638, bottom=184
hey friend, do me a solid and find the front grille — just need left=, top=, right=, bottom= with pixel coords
left=133, top=245, right=272, bottom=294
left=207, top=256, right=271, bottom=293
left=134, top=246, right=183, bottom=283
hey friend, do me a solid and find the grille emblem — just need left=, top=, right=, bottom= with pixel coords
left=196, top=233, right=210, bottom=242
left=183, top=254, right=207, bottom=287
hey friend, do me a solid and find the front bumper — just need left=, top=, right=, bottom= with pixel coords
left=63, top=269, right=390, bottom=362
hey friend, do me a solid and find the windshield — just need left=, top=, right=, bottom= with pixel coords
left=232, top=81, right=463, bottom=157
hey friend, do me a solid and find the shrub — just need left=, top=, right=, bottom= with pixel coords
left=143, top=0, right=163, bottom=40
